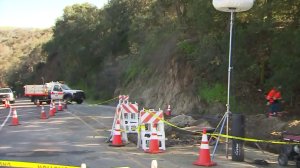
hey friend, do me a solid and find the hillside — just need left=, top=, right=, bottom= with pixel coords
left=0, top=27, right=52, bottom=92
left=2, top=1, right=300, bottom=117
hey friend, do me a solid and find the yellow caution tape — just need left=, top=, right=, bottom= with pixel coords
left=97, top=96, right=118, bottom=105
left=0, top=160, right=80, bottom=168
left=209, top=133, right=300, bottom=145
left=143, top=109, right=182, bottom=130
left=140, top=125, right=145, bottom=131
left=142, top=109, right=300, bottom=145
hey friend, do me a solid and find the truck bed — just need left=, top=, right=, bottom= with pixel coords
left=24, top=85, right=48, bottom=96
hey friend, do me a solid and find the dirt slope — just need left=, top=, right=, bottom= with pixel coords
left=246, top=114, right=300, bottom=153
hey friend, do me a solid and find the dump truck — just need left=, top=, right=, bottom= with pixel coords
left=24, top=81, right=85, bottom=105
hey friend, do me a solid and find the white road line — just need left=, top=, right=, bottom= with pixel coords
left=0, top=108, right=12, bottom=131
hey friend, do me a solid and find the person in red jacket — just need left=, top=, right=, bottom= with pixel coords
left=266, top=86, right=282, bottom=116
left=266, top=87, right=276, bottom=105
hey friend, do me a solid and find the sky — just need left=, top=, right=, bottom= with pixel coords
left=0, top=0, right=108, bottom=28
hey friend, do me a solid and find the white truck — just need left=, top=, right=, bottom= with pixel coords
left=0, top=88, right=15, bottom=104
left=24, top=81, right=85, bottom=105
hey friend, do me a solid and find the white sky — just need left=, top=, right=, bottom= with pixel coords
left=0, top=0, right=108, bottom=28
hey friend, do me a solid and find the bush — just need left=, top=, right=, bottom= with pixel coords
left=198, top=82, right=227, bottom=104
left=177, top=40, right=196, bottom=55
left=123, top=61, right=143, bottom=85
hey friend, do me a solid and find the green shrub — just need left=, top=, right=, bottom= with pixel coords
left=198, top=82, right=227, bottom=104
left=198, top=82, right=248, bottom=113
left=177, top=40, right=196, bottom=55
left=123, top=62, right=141, bottom=85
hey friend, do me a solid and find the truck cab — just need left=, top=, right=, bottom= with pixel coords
left=49, top=83, right=64, bottom=100
left=46, top=82, right=85, bottom=104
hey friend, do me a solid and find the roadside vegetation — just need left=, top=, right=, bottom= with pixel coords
left=0, top=0, right=299, bottom=115
left=0, top=28, right=52, bottom=94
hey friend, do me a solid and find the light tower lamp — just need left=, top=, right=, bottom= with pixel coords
left=212, top=0, right=254, bottom=158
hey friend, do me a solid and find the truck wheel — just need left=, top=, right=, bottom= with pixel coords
left=282, top=145, right=293, bottom=155
left=64, top=96, right=72, bottom=104
left=278, top=153, right=288, bottom=166
left=33, top=99, right=38, bottom=105
left=76, top=99, right=83, bottom=104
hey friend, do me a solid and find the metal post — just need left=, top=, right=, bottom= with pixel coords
left=225, top=9, right=235, bottom=159
left=211, top=115, right=227, bottom=159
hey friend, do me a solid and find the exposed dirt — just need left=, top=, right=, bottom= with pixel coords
left=163, top=113, right=300, bottom=154
left=245, top=114, right=300, bottom=153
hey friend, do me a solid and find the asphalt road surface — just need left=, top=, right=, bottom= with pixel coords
left=0, top=98, right=294, bottom=168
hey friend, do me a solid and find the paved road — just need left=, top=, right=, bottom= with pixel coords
left=0, top=99, right=294, bottom=168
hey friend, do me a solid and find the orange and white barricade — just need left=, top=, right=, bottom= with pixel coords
left=119, top=95, right=129, bottom=104
left=121, top=102, right=139, bottom=133
left=137, top=109, right=166, bottom=151
left=108, top=95, right=130, bottom=143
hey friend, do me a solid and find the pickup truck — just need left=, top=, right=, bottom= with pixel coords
left=0, top=88, right=15, bottom=104
left=24, top=81, right=85, bottom=104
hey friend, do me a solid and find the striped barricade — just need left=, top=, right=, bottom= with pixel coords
left=121, top=102, right=139, bottom=133
left=118, top=95, right=129, bottom=104
left=108, top=95, right=130, bottom=143
left=138, top=109, right=166, bottom=151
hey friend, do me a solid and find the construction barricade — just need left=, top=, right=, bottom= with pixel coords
left=121, top=102, right=139, bottom=133
left=137, top=108, right=166, bottom=152
left=108, top=95, right=139, bottom=145
left=109, top=102, right=127, bottom=144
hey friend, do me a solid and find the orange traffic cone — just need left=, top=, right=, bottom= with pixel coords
left=8, top=100, right=11, bottom=108
left=58, top=100, right=63, bottom=111
left=48, top=103, right=55, bottom=117
left=52, top=101, right=57, bottom=114
left=10, top=108, right=20, bottom=126
left=109, top=119, right=125, bottom=147
left=193, top=128, right=216, bottom=166
left=5, top=100, right=10, bottom=108
left=145, top=124, right=162, bottom=154
left=165, top=104, right=171, bottom=116
left=40, top=105, right=47, bottom=119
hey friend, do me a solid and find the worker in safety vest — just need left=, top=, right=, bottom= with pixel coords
left=266, top=86, right=282, bottom=115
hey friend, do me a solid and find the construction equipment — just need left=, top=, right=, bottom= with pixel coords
left=278, top=132, right=300, bottom=168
